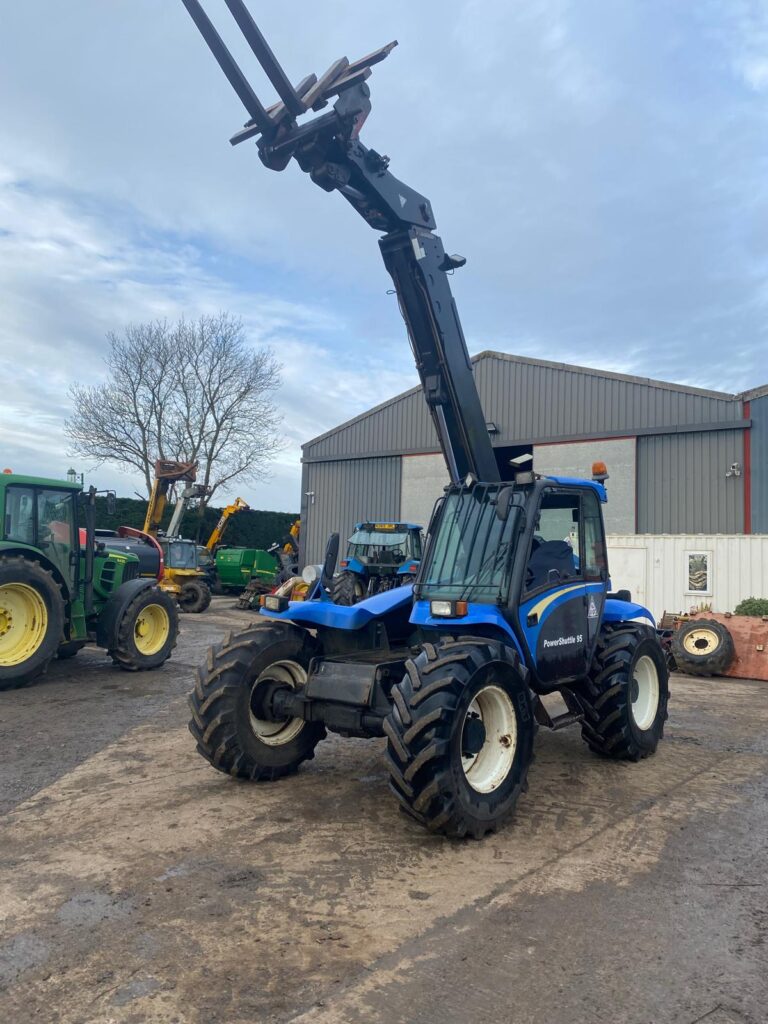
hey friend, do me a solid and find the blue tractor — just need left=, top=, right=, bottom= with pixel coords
left=330, top=521, right=423, bottom=605
left=180, top=4, right=669, bottom=838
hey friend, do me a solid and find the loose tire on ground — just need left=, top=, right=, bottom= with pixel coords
left=330, top=571, right=366, bottom=606
left=189, top=621, right=326, bottom=780
left=178, top=578, right=212, bottom=614
left=0, top=556, right=65, bottom=690
left=384, top=637, right=535, bottom=839
left=671, top=618, right=735, bottom=677
left=109, top=586, right=179, bottom=671
left=578, top=623, right=669, bottom=761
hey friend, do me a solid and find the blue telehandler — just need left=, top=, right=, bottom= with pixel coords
left=179, top=2, right=669, bottom=838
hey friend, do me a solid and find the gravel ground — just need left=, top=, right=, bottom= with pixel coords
left=0, top=596, right=766, bottom=1024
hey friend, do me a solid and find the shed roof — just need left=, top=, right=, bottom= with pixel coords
left=303, top=350, right=763, bottom=460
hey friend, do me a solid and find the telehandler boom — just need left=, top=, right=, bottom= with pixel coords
left=177, top=2, right=669, bottom=838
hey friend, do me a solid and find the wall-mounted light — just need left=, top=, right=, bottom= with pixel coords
left=725, top=462, right=741, bottom=479
left=305, top=490, right=316, bottom=505
left=486, top=422, right=499, bottom=435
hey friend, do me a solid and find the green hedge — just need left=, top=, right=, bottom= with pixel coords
left=91, top=496, right=298, bottom=551
left=733, top=597, right=768, bottom=618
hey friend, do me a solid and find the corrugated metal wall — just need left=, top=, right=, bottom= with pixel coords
left=636, top=431, right=744, bottom=533
left=301, top=353, right=758, bottom=552
left=304, top=353, right=742, bottom=460
left=301, top=457, right=401, bottom=565
left=751, top=394, right=768, bottom=534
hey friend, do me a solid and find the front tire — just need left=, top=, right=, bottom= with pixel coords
left=178, top=578, right=212, bottom=614
left=578, top=624, right=669, bottom=760
left=330, top=571, right=366, bottom=606
left=108, top=587, right=179, bottom=671
left=188, top=622, right=326, bottom=780
left=384, top=638, right=535, bottom=839
left=0, top=556, right=65, bottom=690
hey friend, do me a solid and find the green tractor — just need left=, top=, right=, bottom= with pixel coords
left=0, top=473, right=179, bottom=691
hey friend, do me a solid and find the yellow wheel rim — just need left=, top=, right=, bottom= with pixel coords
left=0, top=583, right=49, bottom=667
left=134, top=603, right=170, bottom=656
left=682, top=627, right=719, bottom=657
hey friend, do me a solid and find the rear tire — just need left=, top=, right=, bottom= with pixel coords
left=578, top=623, right=669, bottom=761
left=384, top=638, right=535, bottom=839
left=330, top=571, right=365, bottom=606
left=0, top=556, right=65, bottom=690
left=109, top=587, right=179, bottom=671
left=178, top=578, right=212, bottom=614
left=671, top=618, right=734, bottom=677
left=188, top=622, right=325, bottom=780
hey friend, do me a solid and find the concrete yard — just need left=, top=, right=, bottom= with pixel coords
left=1, top=598, right=766, bottom=1024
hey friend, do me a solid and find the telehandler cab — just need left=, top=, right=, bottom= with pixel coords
left=178, top=2, right=669, bottom=838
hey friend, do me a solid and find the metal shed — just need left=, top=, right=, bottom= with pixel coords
left=300, top=352, right=764, bottom=565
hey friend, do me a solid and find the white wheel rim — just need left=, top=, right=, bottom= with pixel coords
left=631, top=655, right=660, bottom=731
left=461, top=684, right=518, bottom=794
left=682, top=627, right=719, bottom=657
left=249, top=659, right=306, bottom=746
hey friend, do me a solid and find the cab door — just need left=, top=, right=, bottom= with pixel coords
left=35, top=487, right=78, bottom=593
left=517, top=488, right=590, bottom=686
left=579, top=488, right=609, bottom=665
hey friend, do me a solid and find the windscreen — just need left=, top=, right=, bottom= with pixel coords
left=416, top=487, right=520, bottom=604
left=348, top=530, right=409, bottom=565
left=164, top=540, right=198, bottom=569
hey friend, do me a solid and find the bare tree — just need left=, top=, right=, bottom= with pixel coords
left=67, top=314, right=282, bottom=506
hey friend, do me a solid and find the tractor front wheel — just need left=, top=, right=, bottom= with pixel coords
left=384, top=638, right=535, bottom=839
left=109, top=587, right=179, bottom=671
left=578, top=623, right=669, bottom=760
left=0, top=556, right=65, bottom=690
left=178, top=579, right=212, bottom=614
left=188, top=622, right=325, bottom=780
left=330, top=571, right=365, bottom=606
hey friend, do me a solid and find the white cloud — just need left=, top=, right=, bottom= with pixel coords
left=0, top=165, right=416, bottom=508
left=1, top=0, right=767, bottom=509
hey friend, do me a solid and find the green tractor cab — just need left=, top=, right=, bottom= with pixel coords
left=0, top=473, right=179, bottom=691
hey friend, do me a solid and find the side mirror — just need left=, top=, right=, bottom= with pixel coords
left=106, top=491, right=117, bottom=516
left=495, top=486, right=515, bottom=522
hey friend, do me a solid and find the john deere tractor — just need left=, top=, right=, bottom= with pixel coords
left=0, top=472, right=179, bottom=691
left=178, top=4, right=669, bottom=839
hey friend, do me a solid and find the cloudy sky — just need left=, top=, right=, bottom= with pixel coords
left=1, top=1, right=766, bottom=511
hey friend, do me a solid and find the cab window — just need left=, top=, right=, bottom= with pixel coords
left=4, top=486, right=35, bottom=544
left=581, top=490, right=607, bottom=581
left=524, top=491, right=581, bottom=593
left=37, top=490, right=75, bottom=547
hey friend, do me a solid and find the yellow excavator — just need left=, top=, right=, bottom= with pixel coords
left=142, top=460, right=213, bottom=613
left=204, top=497, right=250, bottom=551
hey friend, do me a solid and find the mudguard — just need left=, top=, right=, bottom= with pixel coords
left=95, top=578, right=159, bottom=647
left=342, top=557, right=366, bottom=576
left=602, top=597, right=656, bottom=628
left=409, top=600, right=524, bottom=658
left=261, top=583, right=413, bottom=631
